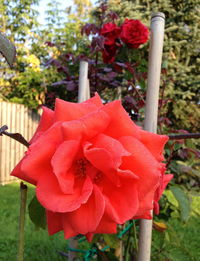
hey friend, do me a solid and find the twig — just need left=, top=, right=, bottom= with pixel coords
left=0, top=125, right=8, bottom=134
left=0, top=125, right=30, bottom=147
left=168, top=133, right=200, bottom=140
left=129, top=82, right=146, bottom=105
left=17, top=182, right=28, bottom=261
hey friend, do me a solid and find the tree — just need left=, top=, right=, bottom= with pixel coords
left=0, top=0, right=47, bottom=108
left=107, top=0, right=200, bottom=132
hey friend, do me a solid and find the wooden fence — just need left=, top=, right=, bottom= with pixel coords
left=0, top=101, right=41, bottom=185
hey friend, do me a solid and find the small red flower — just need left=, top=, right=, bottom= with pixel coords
left=120, top=19, right=149, bottom=48
left=100, top=22, right=121, bottom=45
left=11, top=93, right=171, bottom=240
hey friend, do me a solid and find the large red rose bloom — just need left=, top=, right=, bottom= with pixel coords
left=11, top=93, right=172, bottom=240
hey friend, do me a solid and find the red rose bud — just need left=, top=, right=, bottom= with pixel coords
left=120, top=19, right=149, bottom=48
left=11, top=93, right=171, bottom=241
left=102, top=44, right=117, bottom=64
left=100, top=22, right=121, bottom=45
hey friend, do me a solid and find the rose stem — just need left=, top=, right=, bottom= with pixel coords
left=17, top=182, right=28, bottom=261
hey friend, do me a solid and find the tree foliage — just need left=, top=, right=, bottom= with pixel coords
left=0, top=0, right=46, bottom=108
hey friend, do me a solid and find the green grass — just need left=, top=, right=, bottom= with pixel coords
left=0, top=183, right=67, bottom=261
left=0, top=183, right=200, bottom=261
left=152, top=194, right=200, bottom=261
left=152, top=216, right=200, bottom=261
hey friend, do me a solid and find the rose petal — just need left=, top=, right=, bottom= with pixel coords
left=11, top=160, right=36, bottom=185
left=61, top=109, right=110, bottom=141
left=139, top=130, right=169, bottom=161
left=92, top=202, right=117, bottom=234
left=102, top=100, right=141, bottom=139
left=134, top=190, right=155, bottom=217
left=103, top=177, right=139, bottom=223
left=30, top=106, right=54, bottom=144
left=36, top=174, right=93, bottom=213
left=120, top=136, right=161, bottom=198
left=17, top=122, right=63, bottom=184
left=85, top=205, right=118, bottom=241
left=85, top=92, right=103, bottom=107
left=46, top=210, right=63, bottom=235
left=54, top=93, right=102, bottom=122
left=51, top=140, right=80, bottom=194
left=154, top=174, right=173, bottom=214
left=83, top=134, right=130, bottom=185
left=84, top=133, right=130, bottom=168
left=62, top=185, right=105, bottom=236
left=80, top=110, right=110, bottom=139
left=120, top=136, right=162, bottom=213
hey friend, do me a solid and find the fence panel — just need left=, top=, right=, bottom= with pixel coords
left=0, top=101, right=40, bottom=185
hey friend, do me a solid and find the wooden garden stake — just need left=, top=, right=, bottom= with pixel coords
left=78, top=61, right=90, bottom=103
left=68, top=61, right=90, bottom=261
left=137, top=13, right=165, bottom=261
left=17, top=182, right=28, bottom=261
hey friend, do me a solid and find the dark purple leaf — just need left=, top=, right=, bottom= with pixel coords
left=66, top=81, right=77, bottom=91
left=106, top=71, right=117, bottom=79
left=51, top=80, right=69, bottom=87
left=81, top=23, right=99, bottom=36
left=103, top=67, right=112, bottom=72
left=45, top=41, right=55, bottom=47
left=44, top=58, right=55, bottom=67
left=91, top=36, right=105, bottom=53
left=107, top=11, right=119, bottom=21
left=100, top=3, right=108, bottom=12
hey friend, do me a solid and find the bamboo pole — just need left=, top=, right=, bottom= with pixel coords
left=137, top=13, right=165, bottom=261
left=78, top=61, right=90, bottom=103
left=68, top=61, right=90, bottom=261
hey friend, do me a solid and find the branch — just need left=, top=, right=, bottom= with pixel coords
left=0, top=125, right=30, bottom=147
left=168, top=133, right=200, bottom=140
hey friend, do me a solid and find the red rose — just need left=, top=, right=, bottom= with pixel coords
left=120, top=19, right=149, bottom=48
left=102, top=44, right=117, bottom=64
left=100, top=22, right=121, bottom=45
left=11, top=93, right=171, bottom=240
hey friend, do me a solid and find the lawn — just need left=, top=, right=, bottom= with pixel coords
left=0, top=183, right=67, bottom=261
left=0, top=183, right=200, bottom=261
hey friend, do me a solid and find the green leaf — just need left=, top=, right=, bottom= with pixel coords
left=28, top=195, right=46, bottom=229
left=170, top=186, right=190, bottom=222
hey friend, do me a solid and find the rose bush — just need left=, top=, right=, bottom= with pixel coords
left=11, top=93, right=172, bottom=240
left=98, top=19, right=149, bottom=63
left=120, top=19, right=149, bottom=48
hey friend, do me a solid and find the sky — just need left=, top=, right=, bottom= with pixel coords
left=36, top=0, right=95, bottom=25
left=36, top=0, right=74, bottom=25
